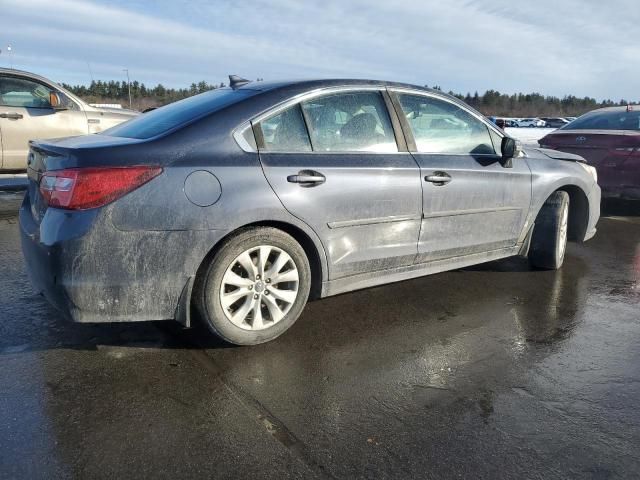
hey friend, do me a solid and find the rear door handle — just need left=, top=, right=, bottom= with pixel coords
left=287, top=170, right=326, bottom=187
left=0, top=112, right=23, bottom=119
left=425, top=171, right=452, bottom=185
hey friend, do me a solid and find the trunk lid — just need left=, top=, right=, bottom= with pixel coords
left=539, top=130, right=636, bottom=165
left=26, top=135, right=146, bottom=223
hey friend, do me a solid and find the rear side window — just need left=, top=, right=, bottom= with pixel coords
left=398, top=94, right=495, bottom=155
left=258, top=105, right=311, bottom=152
left=301, top=91, right=398, bottom=152
left=0, top=76, right=53, bottom=108
left=563, top=110, right=640, bottom=131
left=104, top=88, right=254, bottom=139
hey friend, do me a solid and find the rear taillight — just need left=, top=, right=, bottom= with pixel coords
left=39, top=166, right=162, bottom=210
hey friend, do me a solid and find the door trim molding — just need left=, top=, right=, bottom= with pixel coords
left=423, top=206, right=521, bottom=219
left=328, top=213, right=422, bottom=229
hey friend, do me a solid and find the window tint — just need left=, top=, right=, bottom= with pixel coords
left=259, top=104, right=311, bottom=152
left=562, top=110, right=640, bottom=131
left=398, top=94, right=495, bottom=154
left=104, top=88, right=254, bottom=139
left=301, top=92, right=398, bottom=152
left=0, top=76, right=53, bottom=108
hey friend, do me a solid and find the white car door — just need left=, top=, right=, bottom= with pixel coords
left=0, top=74, right=88, bottom=170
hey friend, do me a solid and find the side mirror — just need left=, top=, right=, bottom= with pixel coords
left=500, top=137, right=522, bottom=168
left=49, top=91, right=68, bottom=111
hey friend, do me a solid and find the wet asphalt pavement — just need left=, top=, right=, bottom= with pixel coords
left=1, top=191, right=639, bottom=479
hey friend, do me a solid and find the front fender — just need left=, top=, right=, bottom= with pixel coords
left=524, top=153, right=600, bottom=242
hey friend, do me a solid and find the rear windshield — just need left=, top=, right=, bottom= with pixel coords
left=103, top=88, right=254, bottom=139
left=563, top=110, right=640, bottom=131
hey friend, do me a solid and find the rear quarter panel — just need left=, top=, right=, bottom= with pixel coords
left=107, top=116, right=330, bottom=282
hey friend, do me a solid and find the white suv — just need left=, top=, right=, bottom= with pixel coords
left=515, top=118, right=546, bottom=128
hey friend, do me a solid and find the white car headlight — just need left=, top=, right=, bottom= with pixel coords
left=579, top=162, right=598, bottom=183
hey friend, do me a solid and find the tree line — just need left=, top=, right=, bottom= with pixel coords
left=430, top=85, right=637, bottom=117
left=61, top=79, right=638, bottom=116
left=60, top=79, right=225, bottom=111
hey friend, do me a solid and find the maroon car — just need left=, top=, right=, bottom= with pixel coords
left=539, top=105, right=640, bottom=199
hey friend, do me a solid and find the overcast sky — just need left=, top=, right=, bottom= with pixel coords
left=1, top=0, right=638, bottom=100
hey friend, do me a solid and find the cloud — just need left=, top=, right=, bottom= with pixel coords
left=1, top=0, right=637, bottom=99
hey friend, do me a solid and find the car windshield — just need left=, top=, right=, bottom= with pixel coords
left=563, top=110, right=640, bottom=131
left=103, top=88, right=255, bottom=139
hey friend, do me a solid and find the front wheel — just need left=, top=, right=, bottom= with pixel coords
left=529, top=191, right=570, bottom=270
left=196, top=227, right=311, bottom=345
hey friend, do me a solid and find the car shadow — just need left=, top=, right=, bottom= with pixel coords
left=1, top=250, right=590, bottom=356
left=601, top=198, right=640, bottom=217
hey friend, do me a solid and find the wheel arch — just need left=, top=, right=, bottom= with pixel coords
left=552, top=185, right=590, bottom=242
left=193, top=220, right=326, bottom=305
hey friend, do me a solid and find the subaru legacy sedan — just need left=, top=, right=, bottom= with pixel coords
left=20, top=78, right=600, bottom=345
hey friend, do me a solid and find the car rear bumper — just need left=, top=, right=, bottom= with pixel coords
left=19, top=194, right=225, bottom=323
left=20, top=204, right=69, bottom=316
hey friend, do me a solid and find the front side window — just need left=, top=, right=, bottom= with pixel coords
left=397, top=93, right=495, bottom=155
left=57, top=92, right=80, bottom=111
left=0, top=76, right=54, bottom=108
left=301, top=91, right=397, bottom=152
left=258, top=104, right=311, bottom=152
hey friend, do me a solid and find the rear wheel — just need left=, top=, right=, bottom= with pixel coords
left=529, top=191, right=570, bottom=270
left=197, top=227, right=311, bottom=345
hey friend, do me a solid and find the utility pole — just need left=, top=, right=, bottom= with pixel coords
left=123, top=68, right=132, bottom=109
left=7, top=45, right=12, bottom=69
left=87, top=62, right=94, bottom=82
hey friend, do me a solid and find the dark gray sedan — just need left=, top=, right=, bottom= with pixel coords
left=20, top=78, right=600, bottom=345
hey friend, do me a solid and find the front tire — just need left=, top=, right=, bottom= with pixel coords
left=529, top=191, right=570, bottom=270
left=197, top=227, right=311, bottom=345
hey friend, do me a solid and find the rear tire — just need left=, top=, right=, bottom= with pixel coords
left=529, top=191, right=570, bottom=270
left=196, top=227, right=311, bottom=345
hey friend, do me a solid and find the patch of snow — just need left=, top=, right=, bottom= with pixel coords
left=504, top=127, right=557, bottom=146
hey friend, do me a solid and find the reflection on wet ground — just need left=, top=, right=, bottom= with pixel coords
left=0, top=197, right=639, bottom=479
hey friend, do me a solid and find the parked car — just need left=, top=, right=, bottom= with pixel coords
left=20, top=78, right=600, bottom=345
left=539, top=105, right=640, bottom=199
left=516, top=118, right=546, bottom=128
left=540, top=117, right=570, bottom=128
left=0, top=68, right=137, bottom=171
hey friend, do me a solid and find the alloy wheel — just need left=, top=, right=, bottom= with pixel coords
left=558, top=203, right=569, bottom=261
left=219, top=245, right=299, bottom=330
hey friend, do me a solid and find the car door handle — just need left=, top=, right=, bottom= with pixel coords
left=0, top=112, right=23, bottom=119
left=424, top=172, right=452, bottom=185
left=287, top=170, right=326, bottom=186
